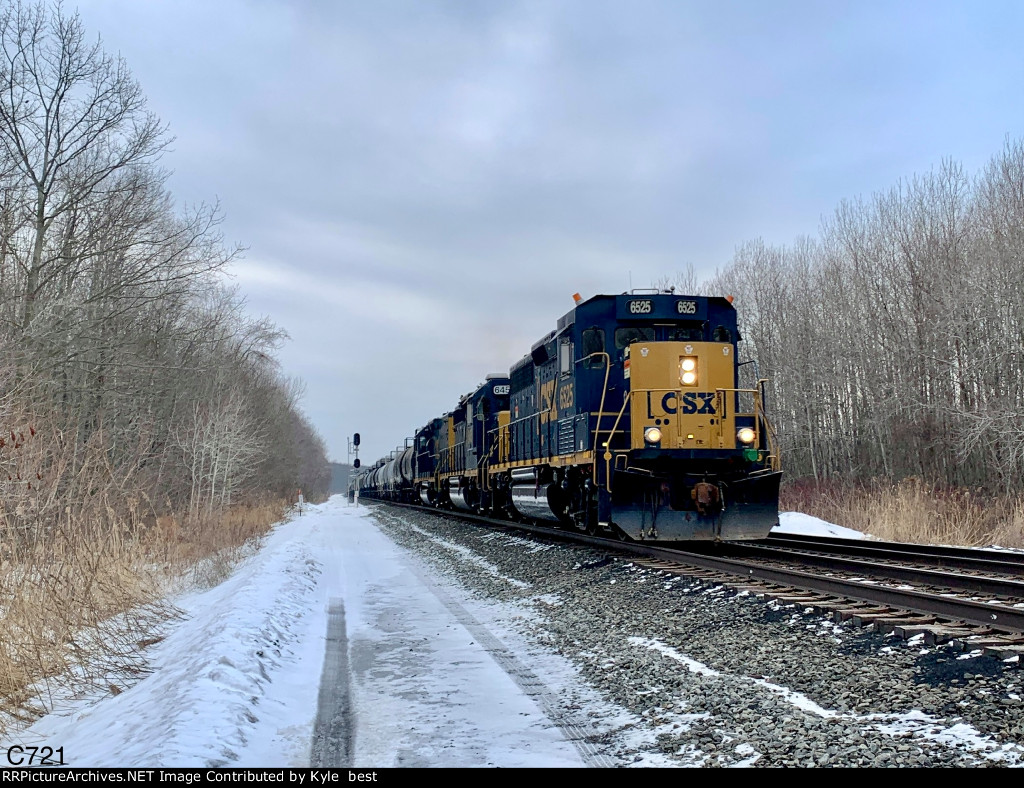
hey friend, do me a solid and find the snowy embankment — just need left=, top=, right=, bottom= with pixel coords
left=12, top=509, right=329, bottom=766
left=8, top=498, right=584, bottom=768
left=774, top=512, right=866, bottom=540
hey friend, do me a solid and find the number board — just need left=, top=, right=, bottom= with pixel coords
left=615, top=296, right=707, bottom=320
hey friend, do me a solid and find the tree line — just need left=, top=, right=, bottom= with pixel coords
left=0, top=1, right=329, bottom=535
left=672, top=139, right=1024, bottom=496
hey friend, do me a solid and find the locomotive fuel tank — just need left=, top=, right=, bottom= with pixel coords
left=448, top=477, right=474, bottom=511
left=507, top=468, right=564, bottom=522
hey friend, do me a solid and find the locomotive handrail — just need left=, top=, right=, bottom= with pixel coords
left=480, top=432, right=504, bottom=491
left=756, top=378, right=781, bottom=471
left=710, top=383, right=780, bottom=472
left=712, top=385, right=758, bottom=449
left=602, top=391, right=634, bottom=492
left=583, top=350, right=611, bottom=485
left=599, top=382, right=781, bottom=491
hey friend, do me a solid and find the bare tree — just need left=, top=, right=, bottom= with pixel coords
left=699, top=141, right=1024, bottom=500
left=0, top=1, right=168, bottom=329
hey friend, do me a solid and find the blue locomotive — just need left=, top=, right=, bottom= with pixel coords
left=356, top=291, right=781, bottom=541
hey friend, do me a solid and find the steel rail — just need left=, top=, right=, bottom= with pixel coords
left=764, top=532, right=1024, bottom=570
left=708, top=543, right=1024, bottom=599
left=367, top=501, right=1024, bottom=633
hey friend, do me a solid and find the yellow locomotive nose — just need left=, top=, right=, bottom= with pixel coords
left=627, top=341, right=736, bottom=450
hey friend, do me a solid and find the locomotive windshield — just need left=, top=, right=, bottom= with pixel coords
left=614, top=326, right=655, bottom=349
left=667, top=325, right=704, bottom=341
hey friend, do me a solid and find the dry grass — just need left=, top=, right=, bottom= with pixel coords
left=0, top=408, right=291, bottom=734
left=781, top=477, right=1024, bottom=548
left=160, top=501, right=290, bottom=588
left=0, top=498, right=288, bottom=736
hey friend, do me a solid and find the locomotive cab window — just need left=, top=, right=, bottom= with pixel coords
left=582, top=328, right=605, bottom=367
left=559, top=339, right=573, bottom=376
left=712, top=325, right=733, bottom=342
left=614, top=326, right=655, bottom=350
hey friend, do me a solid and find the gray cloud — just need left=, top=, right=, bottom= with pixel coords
left=75, top=0, right=1024, bottom=462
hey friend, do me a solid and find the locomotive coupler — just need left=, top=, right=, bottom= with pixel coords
left=692, top=480, right=721, bottom=516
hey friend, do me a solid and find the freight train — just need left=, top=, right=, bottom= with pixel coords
left=354, top=291, right=781, bottom=541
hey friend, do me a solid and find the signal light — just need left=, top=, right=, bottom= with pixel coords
left=353, top=433, right=360, bottom=446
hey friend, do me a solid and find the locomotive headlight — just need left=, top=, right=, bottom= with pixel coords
left=644, top=427, right=663, bottom=444
left=737, top=427, right=756, bottom=445
left=680, top=357, right=698, bottom=386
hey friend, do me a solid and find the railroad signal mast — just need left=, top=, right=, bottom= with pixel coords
left=348, top=432, right=361, bottom=504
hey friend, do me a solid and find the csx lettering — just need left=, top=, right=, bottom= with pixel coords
left=649, top=391, right=716, bottom=416
left=684, top=392, right=716, bottom=414
left=539, top=380, right=556, bottom=412
left=538, top=379, right=562, bottom=424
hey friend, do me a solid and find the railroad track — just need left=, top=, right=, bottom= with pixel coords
left=367, top=501, right=1024, bottom=659
left=763, top=531, right=1024, bottom=573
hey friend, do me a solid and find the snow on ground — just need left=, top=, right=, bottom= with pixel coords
left=7, top=498, right=1010, bottom=768
left=629, top=636, right=1020, bottom=764
left=774, top=511, right=867, bottom=539
left=7, top=498, right=586, bottom=767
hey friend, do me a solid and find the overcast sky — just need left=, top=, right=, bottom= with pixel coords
left=73, top=0, right=1024, bottom=464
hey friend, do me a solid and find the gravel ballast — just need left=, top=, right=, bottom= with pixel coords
left=370, top=505, right=1024, bottom=767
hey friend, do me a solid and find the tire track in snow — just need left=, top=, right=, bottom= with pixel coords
left=310, top=600, right=353, bottom=767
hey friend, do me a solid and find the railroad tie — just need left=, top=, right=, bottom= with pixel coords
left=955, top=634, right=1024, bottom=649
left=869, top=615, right=939, bottom=634
left=982, top=643, right=1024, bottom=660
left=832, top=606, right=893, bottom=624
left=922, top=625, right=984, bottom=645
